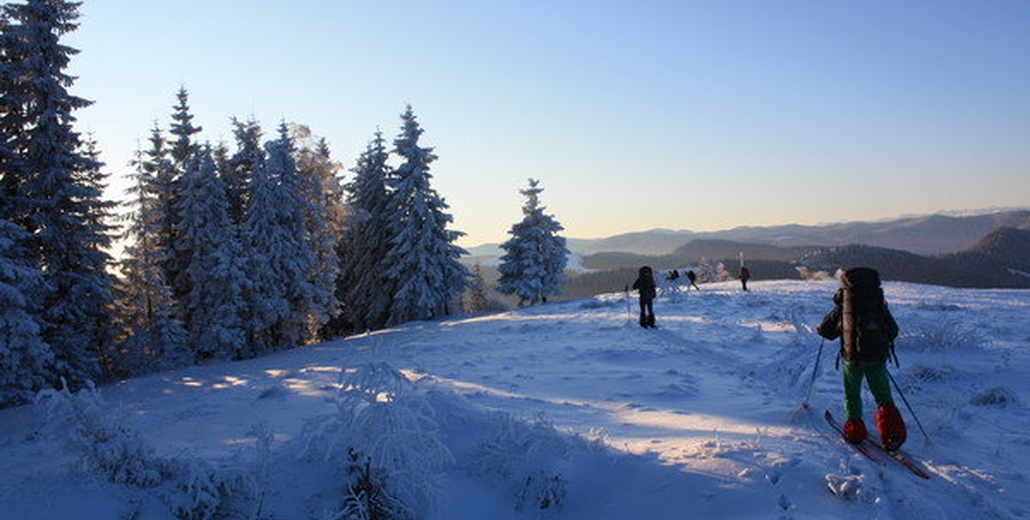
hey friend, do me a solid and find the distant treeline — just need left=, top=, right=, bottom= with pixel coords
left=559, top=228, right=1030, bottom=294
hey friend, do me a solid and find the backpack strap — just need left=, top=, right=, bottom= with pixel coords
left=880, top=296, right=900, bottom=367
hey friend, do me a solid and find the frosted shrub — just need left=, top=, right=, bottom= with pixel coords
left=901, top=319, right=989, bottom=352
left=338, top=449, right=406, bottom=520
left=244, top=422, right=275, bottom=516
left=308, top=362, right=453, bottom=520
left=469, top=415, right=571, bottom=512
left=35, top=383, right=257, bottom=520
left=970, top=387, right=1019, bottom=408
left=161, top=458, right=256, bottom=520
left=514, top=471, right=566, bottom=512
left=35, top=382, right=165, bottom=488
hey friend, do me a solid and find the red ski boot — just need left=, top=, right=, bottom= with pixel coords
left=843, top=418, right=867, bottom=444
left=876, top=403, right=907, bottom=451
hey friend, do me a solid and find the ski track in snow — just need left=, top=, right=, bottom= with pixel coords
left=1, top=280, right=1029, bottom=519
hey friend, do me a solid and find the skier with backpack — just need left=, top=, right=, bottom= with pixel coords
left=632, top=266, right=657, bottom=328
left=817, top=267, right=907, bottom=451
left=686, top=269, right=700, bottom=290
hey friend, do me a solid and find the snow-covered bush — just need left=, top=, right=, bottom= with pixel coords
left=514, top=471, right=566, bottom=512
left=305, top=362, right=453, bottom=520
left=467, top=414, right=571, bottom=512
left=970, top=387, right=1020, bottom=408
left=161, top=457, right=256, bottom=520
left=35, top=383, right=258, bottom=520
left=35, top=382, right=165, bottom=488
left=901, top=319, right=989, bottom=352
left=908, top=364, right=952, bottom=384
left=338, top=448, right=406, bottom=520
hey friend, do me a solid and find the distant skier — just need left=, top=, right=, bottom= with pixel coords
left=739, top=266, right=751, bottom=291
left=632, top=266, right=657, bottom=328
left=817, top=267, right=907, bottom=451
left=686, top=269, right=700, bottom=290
left=665, top=269, right=681, bottom=295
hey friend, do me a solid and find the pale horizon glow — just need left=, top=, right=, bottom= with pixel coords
left=64, top=1, right=1030, bottom=246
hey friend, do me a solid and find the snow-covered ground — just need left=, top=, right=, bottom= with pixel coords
left=1, top=280, right=1028, bottom=519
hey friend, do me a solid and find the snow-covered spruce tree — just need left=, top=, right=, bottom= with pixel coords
left=334, top=130, right=395, bottom=333
left=0, top=219, right=52, bottom=406
left=223, top=117, right=264, bottom=230
left=242, top=128, right=287, bottom=353
left=497, top=179, right=569, bottom=307
left=293, top=125, right=343, bottom=341
left=133, top=123, right=180, bottom=315
left=77, top=133, right=118, bottom=245
left=165, top=86, right=202, bottom=312
left=383, top=106, right=470, bottom=326
left=465, top=263, right=490, bottom=313
left=0, top=0, right=114, bottom=389
left=243, top=122, right=319, bottom=350
left=0, top=8, right=51, bottom=406
left=464, top=263, right=506, bottom=314
left=174, top=145, right=249, bottom=360
left=111, top=144, right=189, bottom=377
left=169, top=86, right=203, bottom=172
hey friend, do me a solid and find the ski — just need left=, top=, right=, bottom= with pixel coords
left=865, top=439, right=931, bottom=479
left=824, top=410, right=880, bottom=463
left=825, top=411, right=931, bottom=479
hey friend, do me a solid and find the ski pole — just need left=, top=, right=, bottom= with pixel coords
left=624, top=285, right=632, bottom=323
left=802, top=337, right=825, bottom=409
left=887, top=369, right=930, bottom=441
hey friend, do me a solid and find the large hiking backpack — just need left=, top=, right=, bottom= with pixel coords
left=840, top=267, right=895, bottom=365
left=636, top=266, right=657, bottom=300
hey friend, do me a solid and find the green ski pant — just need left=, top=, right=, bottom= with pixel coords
left=842, top=361, right=894, bottom=420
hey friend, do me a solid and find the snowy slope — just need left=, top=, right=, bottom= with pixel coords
left=1, top=280, right=1027, bottom=519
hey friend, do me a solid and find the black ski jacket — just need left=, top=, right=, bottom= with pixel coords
left=633, top=274, right=656, bottom=302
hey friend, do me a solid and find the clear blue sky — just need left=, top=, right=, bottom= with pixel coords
left=65, top=1, right=1030, bottom=247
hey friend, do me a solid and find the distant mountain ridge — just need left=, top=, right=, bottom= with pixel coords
left=562, top=228, right=1030, bottom=293
left=465, top=209, right=1030, bottom=260
left=797, top=227, right=1030, bottom=288
left=464, top=209, right=1030, bottom=290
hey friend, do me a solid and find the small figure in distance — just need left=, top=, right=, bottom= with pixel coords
left=632, top=265, right=657, bottom=328
left=686, top=269, right=700, bottom=290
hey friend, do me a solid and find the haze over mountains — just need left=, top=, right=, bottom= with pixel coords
left=466, top=209, right=1030, bottom=290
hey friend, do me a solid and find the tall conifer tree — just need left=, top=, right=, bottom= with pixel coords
left=383, top=105, right=469, bottom=325
left=113, top=146, right=188, bottom=375
left=294, top=127, right=343, bottom=339
left=243, top=123, right=316, bottom=349
left=0, top=219, right=51, bottom=405
left=224, top=117, right=263, bottom=229
left=0, top=0, right=114, bottom=389
left=175, top=145, right=249, bottom=359
left=497, top=179, right=569, bottom=306
left=336, top=130, right=394, bottom=332
left=166, top=86, right=202, bottom=307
